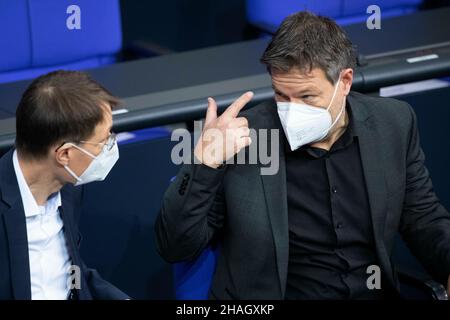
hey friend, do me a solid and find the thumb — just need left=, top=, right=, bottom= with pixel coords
left=204, top=97, right=217, bottom=126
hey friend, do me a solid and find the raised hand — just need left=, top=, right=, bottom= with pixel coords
left=194, top=91, right=254, bottom=168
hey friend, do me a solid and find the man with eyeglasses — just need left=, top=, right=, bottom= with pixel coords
left=0, top=70, right=129, bottom=300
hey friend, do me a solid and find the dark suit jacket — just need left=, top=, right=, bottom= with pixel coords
left=0, top=149, right=129, bottom=300
left=155, top=91, right=450, bottom=299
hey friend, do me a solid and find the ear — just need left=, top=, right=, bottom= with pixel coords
left=54, top=143, right=72, bottom=167
left=341, top=68, right=353, bottom=96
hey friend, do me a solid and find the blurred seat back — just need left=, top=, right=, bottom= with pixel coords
left=0, top=0, right=122, bottom=84
left=246, top=0, right=422, bottom=33
left=174, top=247, right=218, bottom=300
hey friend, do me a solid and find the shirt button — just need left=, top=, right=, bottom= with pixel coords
left=332, top=187, right=338, bottom=194
left=336, top=223, right=343, bottom=229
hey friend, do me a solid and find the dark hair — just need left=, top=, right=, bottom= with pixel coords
left=261, top=11, right=356, bottom=83
left=15, top=70, right=119, bottom=159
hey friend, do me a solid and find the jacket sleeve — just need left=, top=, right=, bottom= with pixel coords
left=155, top=163, right=227, bottom=263
left=399, top=104, right=450, bottom=285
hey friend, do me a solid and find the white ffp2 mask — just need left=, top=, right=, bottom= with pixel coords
left=277, top=77, right=345, bottom=151
left=64, top=142, right=119, bottom=186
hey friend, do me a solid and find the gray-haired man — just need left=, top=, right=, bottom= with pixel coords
left=156, top=12, right=450, bottom=299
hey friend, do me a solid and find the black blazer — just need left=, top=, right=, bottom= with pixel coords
left=155, top=91, right=450, bottom=299
left=0, top=149, right=129, bottom=300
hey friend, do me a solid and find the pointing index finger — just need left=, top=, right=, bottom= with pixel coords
left=222, top=91, right=254, bottom=119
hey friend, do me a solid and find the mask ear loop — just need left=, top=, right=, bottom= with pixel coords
left=60, top=143, right=96, bottom=184
left=329, top=97, right=346, bottom=130
left=64, top=165, right=82, bottom=182
left=68, top=143, right=97, bottom=159
left=323, top=75, right=346, bottom=134
left=326, top=75, right=342, bottom=112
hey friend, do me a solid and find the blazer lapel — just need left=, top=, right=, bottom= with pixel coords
left=261, top=158, right=288, bottom=298
left=59, top=188, right=79, bottom=267
left=349, top=95, right=396, bottom=288
left=59, top=187, right=92, bottom=300
left=0, top=149, right=32, bottom=299
left=3, top=204, right=32, bottom=300
left=258, top=105, right=290, bottom=298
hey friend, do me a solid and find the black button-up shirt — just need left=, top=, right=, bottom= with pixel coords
left=285, top=104, right=383, bottom=299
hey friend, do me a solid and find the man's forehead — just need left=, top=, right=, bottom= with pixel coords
left=271, top=68, right=327, bottom=93
left=271, top=67, right=326, bottom=83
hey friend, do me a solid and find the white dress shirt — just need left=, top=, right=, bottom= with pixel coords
left=13, top=150, right=72, bottom=300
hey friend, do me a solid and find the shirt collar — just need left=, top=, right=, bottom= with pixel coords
left=12, top=150, right=61, bottom=218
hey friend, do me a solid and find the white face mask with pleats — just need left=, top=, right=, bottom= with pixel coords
left=276, top=76, right=345, bottom=151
